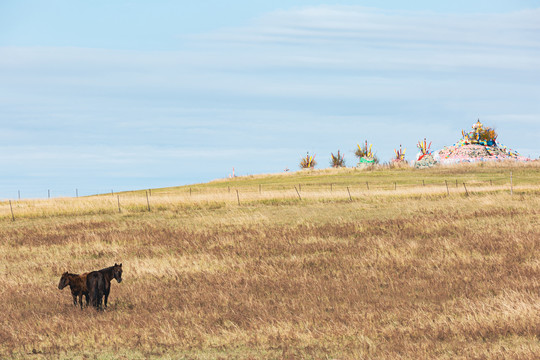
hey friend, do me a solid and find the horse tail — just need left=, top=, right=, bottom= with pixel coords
left=86, top=272, right=100, bottom=309
left=86, top=271, right=107, bottom=311
left=96, top=272, right=106, bottom=310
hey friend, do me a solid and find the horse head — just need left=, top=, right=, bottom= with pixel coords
left=58, top=272, right=70, bottom=290
left=113, top=263, right=123, bottom=283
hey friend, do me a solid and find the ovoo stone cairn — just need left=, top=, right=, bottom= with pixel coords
left=414, top=138, right=436, bottom=169
left=392, top=144, right=406, bottom=164
left=356, top=140, right=376, bottom=167
left=434, top=120, right=530, bottom=164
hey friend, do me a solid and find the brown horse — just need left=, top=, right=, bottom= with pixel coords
left=58, top=272, right=89, bottom=308
left=97, top=263, right=123, bottom=308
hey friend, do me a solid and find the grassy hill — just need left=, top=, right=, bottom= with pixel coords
left=1, top=163, right=539, bottom=359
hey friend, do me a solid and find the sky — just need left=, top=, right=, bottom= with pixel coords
left=1, top=0, right=539, bottom=198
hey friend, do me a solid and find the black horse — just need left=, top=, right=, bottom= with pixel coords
left=86, top=271, right=106, bottom=310
left=97, top=263, right=123, bottom=308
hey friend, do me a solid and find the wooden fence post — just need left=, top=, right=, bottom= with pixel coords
left=294, top=186, right=302, bottom=200
left=445, top=180, right=449, bottom=196
left=236, top=190, right=241, bottom=205
left=146, top=191, right=151, bottom=211
left=463, top=182, right=469, bottom=196
left=347, top=186, right=352, bottom=201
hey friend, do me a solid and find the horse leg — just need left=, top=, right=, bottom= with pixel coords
left=72, top=295, right=78, bottom=306
left=84, top=293, right=89, bottom=307
left=103, top=289, right=109, bottom=308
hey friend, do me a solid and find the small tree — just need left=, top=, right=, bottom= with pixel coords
left=299, top=152, right=316, bottom=169
left=330, top=150, right=345, bottom=168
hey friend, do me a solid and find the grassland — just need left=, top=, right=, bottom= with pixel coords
left=1, top=163, right=539, bottom=359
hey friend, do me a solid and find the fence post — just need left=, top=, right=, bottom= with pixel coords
left=330, top=183, right=333, bottom=192
left=236, top=190, right=241, bottom=205
left=394, top=182, right=397, bottom=190
left=422, top=179, right=425, bottom=186
left=294, top=186, right=302, bottom=200
left=9, top=200, right=15, bottom=221
left=445, top=180, right=449, bottom=196
left=117, top=195, right=121, bottom=213
left=347, top=186, right=352, bottom=201
left=366, top=181, right=369, bottom=190
left=146, top=191, right=151, bottom=211
left=463, top=182, right=469, bottom=197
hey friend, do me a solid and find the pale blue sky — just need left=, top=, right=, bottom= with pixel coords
left=1, top=1, right=539, bottom=198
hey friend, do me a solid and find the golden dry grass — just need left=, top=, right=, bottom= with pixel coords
left=1, top=164, right=539, bottom=359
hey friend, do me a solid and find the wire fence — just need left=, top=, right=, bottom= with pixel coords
left=2, top=173, right=538, bottom=222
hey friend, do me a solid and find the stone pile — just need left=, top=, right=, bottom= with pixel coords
left=435, top=120, right=529, bottom=164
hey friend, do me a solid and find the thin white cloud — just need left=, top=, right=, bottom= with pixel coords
left=1, top=6, right=537, bottom=114
left=193, top=6, right=540, bottom=48
left=485, top=114, right=540, bottom=124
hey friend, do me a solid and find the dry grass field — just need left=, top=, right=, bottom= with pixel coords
left=1, top=163, right=539, bottom=359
